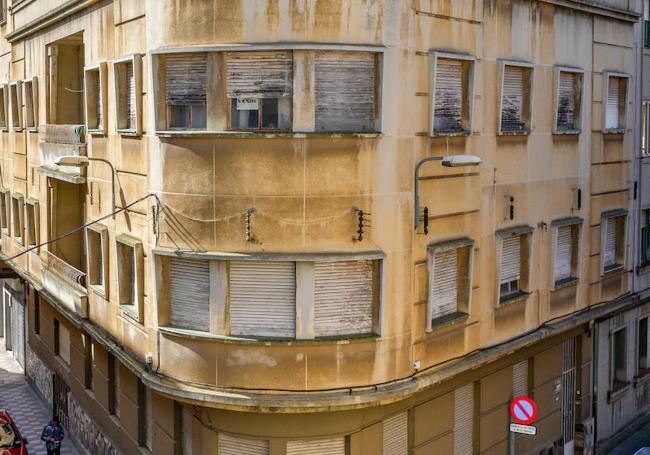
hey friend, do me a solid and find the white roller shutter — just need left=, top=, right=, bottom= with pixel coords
left=230, top=261, right=296, bottom=338
left=165, top=54, right=207, bottom=105
left=500, top=236, right=521, bottom=284
left=555, top=226, right=572, bottom=282
left=315, top=51, right=376, bottom=132
left=434, top=59, right=463, bottom=132
left=557, top=71, right=576, bottom=130
left=501, top=66, right=525, bottom=132
left=606, top=77, right=620, bottom=129
left=94, top=73, right=102, bottom=129
left=454, top=384, right=474, bottom=455
left=430, top=248, right=458, bottom=319
left=314, top=260, right=374, bottom=337
left=512, top=360, right=528, bottom=397
left=604, top=217, right=617, bottom=267
left=170, top=258, right=210, bottom=332
left=286, top=438, right=345, bottom=455
left=126, top=62, right=136, bottom=129
left=383, top=412, right=408, bottom=455
left=219, top=433, right=269, bottom=455
left=226, top=52, right=293, bottom=98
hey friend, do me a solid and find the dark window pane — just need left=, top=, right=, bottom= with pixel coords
left=230, top=99, right=259, bottom=128
left=261, top=98, right=279, bottom=128
left=169, top=105, right=190, bottom=128
left=192, top=105, right=207, bottom=128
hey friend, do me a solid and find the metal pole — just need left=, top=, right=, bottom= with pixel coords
left=87, top=157, right=116, bottom=220
left=414, top=156, right=443, bottom=228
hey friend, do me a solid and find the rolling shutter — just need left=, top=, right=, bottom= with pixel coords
left=604, top=217, right=618, bottom=267
left=383, top=412, right=408, bottom=455
left=226, top=52, right=293, bottom=98
left=170, top=258, right=210, bottom=332
left=557, top=71, right=576, bottom=130
left=434, top=59, right=463, bottom=132
left=512, top=360, right=528, bottom=397
left=165, top=54, right=207, bottom=105
left=219, top=433, right=269, bottom=455
left=606, top=77, right=620, bottom=129
left=501, top=66, right=525, bottom=132
left=454, top=383, right=474, bottom=455
left=94, top=73, right=102, bottom=129
left=555, top=226, right=572, bottom=282
left=230, top=261, right=296, bottom=338
left=125, top=62, right=136, bottom=129
left=313, top=260, right=374, bottom=337
left=286, top=438, right=345, bottom=455
left=11, top=295, right=25, bottom=368
left=315, top=51, right=376, bottom=132
left=430, top=248, right=458, bottom=320
left=500, top=236, right=521, bottom=284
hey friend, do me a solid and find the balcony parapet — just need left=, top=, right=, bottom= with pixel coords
left=38, top=124, right=87, bottom=184
left=40, top=250, right=88, bottom=318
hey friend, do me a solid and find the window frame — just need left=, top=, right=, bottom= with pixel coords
left=24, top=198, right=39, bottom=248
left=116, top=235, right=144, bottom=322
left=498, top=60, right=535, bottom=135
left=638, top=316, right=649, bottom=377
left=160, top=53, right=209, bottom=131
left=495, top=226, right=534, bottom=305
left=600, top=209, right=628, bottom=275
left=0, top=84, right=7, bottom=131
left=113, top=54, right=142, bottom=135
left=641, top=101, right=650, bottom=156
left=428, top=51, right=475, bottom=136
left=84, top=62, right=108, bottom=134
left=426, top=237, right=474, bottom=330
left=603, top=72, right=629, bottom=134
left=86, top=224, right=109, bottom=297
left=611, top=327, right=629, bottom=391
left=11, top=193, right=24, bottom=245
left=553, top=66, right=584, bottom=134
left=9, top=81, right=22, bottom=131
left=550, top=217, right=582, bottom=288
left=0, top=188, right=10, bottom=236
left=640, top=207, right=650, bottom=267
left=22, top=77, right=38, bottom=131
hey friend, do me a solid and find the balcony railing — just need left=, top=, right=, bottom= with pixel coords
left=41, top=250, right=86, bottom=289
left=39, top=124, right=87, bottom=181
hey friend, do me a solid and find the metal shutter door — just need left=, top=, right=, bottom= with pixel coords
left=500, top=236, right=521, bottom=283
left=434, top=59, right=463, bottom=132
left=501, top=66, right=524, bottom=132
left=557, top=72, right=575, bottom=130
left=11, top=296, right=25, bottom=368
left=512, top=360, right=528, bottom=397
left=165, top=54, right=207, bottom=105
left=430, top=248, right=458, bottom=320
left=315, top=52, right=376, bottom=132
left=286, top=438, right=345, bottom=455
left=95, top=74, right=102, bottom=129
left=604, top=217, right=617, bottom=267
left=219, top=433, right=269, bottom=455
left=230, top=261, right=296, bottom=338
left=562, top=338, right=576, bottom=445
left=126, top=62, right=136, bottom=129
left=226, top=52, right=293, bottom=98
left=606, top=77, right=620, bottom=129
left=170, top=258, right=210, bottom=332
left=314, top=260, right=374, bottom=337
left=383, top=412, right=408, bottom=455
left=555, top=226, right=572, bottom=281
left=454, top=383, right=473, bottom=455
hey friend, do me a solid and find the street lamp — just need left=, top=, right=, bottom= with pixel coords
left=54, top=155, right=117, bottom=219
left=414, top=154, right=481, bottom=229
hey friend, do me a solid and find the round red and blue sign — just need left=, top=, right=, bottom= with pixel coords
left=510, top=396, right=538, bottom=425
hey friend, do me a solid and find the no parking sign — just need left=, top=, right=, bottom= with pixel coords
left=509, top=396, right=538, bottom=435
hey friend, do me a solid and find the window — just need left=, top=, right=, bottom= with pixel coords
left=86, top=225, right=108, bottom=295
left=612, top=328, right=628, bottom=389
left=24, top=199, right=39, bottom=248
left=552, top=219, right=581, bottom=287
left=287, top=438, right=345, bottom=455
left=499, top=62, right=533, bottom=134
left=641, top=209, right=650, bottom=266
left=137, top=379, right=147, bottom=447
left=642, top=101, right=650, bottom=156
left=164, top=53, right=207, bottom=129
left=227, top=51, right=292, bottom=130
left=219, top=434, right=269, bottom=455
left=454, top=383, right=474, bottom=455
left=11, top=194, right=23, bottom=245
left=430, top=53, right=474, bottom=135
left=113, top=55, right=142, bottom=134
left=169, top=257, right=210, bottom=332
left=108, top=353, right=120, bottom=416
left=0, top=85, right=6, bottom=130
left=639, top=317, right=649, bottom=375
left=54, top=318, right=70, bottom=365
left=34, top=297, right=40, bottom=335
left=604, top=73, right=629, bottom=132
left=84, top=64, right=106, bottom=132
left=601, top=210, right=627, bottom=274
left=315, top=51, right=378, bottom=132
left=9, top=82, right=21, bottom=130
left=555, top=68, right=583, bottom=133
left=427, top=239, right=473, bottom=328
left=383, top=412, right=408, bottom=455
left=83, top=333, right=93, bottom=389
left=23, top=78, right=38, bottom=129
left=116, top=236, right=143, bottom=320
left=0, top=189, right=9, bottom=235
left=645, top=1, right=650, bottom=48
left=497, top=228, right=532, bottom=303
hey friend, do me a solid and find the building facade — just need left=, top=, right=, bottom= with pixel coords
left=0, top=0, right=645, bottom=454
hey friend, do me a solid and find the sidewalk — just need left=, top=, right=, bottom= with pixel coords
left=607, top=419, right=650, bottom=455
left=0, top=338, right=79, bottom=455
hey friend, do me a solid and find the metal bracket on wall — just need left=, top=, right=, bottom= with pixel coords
left=352, top=207, right=371, bottom=242
left=245, top=208, right=258, bottom=243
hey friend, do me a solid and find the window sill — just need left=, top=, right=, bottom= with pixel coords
left=117, top=130, right=141, bottom=137
left=430, top=130, right=472, bottom=137
left=428, top=311, right=469, bottom=332
left=637, top=262, right=650, bottom=275
left=88, top=129, right=106, bottom=137
left=603, top=128, right=626, bottom=135
left=119, top=305, right=141, bottom=323
left=608, top=382, right=631, bottom=403
left=553, top=129, right=581, bottom=136
left=603, top=263, right=625, bottom=275
left=553, top=277, right=579, bottom=290
left=498, top=291, right=530, bottom=307
left=497, top=129, right=531, bottom=136
left=88, top=284, right=106, bottom=299
left=12, top=127, right=23, bottom=132
left=634, top=369, right=650, bottom=387
left=158, top=326, right=380, bottom=346
left=155, top=130, right=382, bottom=139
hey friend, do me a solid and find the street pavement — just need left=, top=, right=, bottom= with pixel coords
left=0, top=338, right=79, bottom=455
left=608, top=419, right=650, bottom=455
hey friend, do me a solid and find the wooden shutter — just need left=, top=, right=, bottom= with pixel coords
left=313, top=260, right=374, bottom=337
left=434, top=59, right=463, bottom=132
left=170, top=258, right=210, bottom=332
left=286, top=438, right=345, bottom=455
left=165, top=54, right=207, bottom=105
left=315, top=51, right=376, bottom=132
left=126, top=62, right=136, bottom=129
left=557, top=72, right=576, bottom=130
left=500, top=236, right=521, bottom=283
left=555, top=226, right=572, bottom=281
left=454, top=383, right=474, bottom=455
left=219, top=434, right=269, bottom=455
left=604, top=217, right=617, bottom=267
left=95, top=73, right=102, bottom=129
left=383, top=412, right=408, bottom=455
left=226, top=51, right=292, bottom=98
left=512, top=360, right=528, bottom=397
left=606, top=77, right=620, bottom=129
left=430, top=248, right=458, bottom=319
left=501, top=66, right=525, bottom=132
left=230, top=261, right=296, bottom=338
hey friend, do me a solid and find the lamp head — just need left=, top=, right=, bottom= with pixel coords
left=54, top=156, right=90, bottom=167
left=441, top=154, right=481, bottom=167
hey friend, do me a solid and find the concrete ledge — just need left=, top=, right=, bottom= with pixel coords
left=42, top=270, right=88, bottom=319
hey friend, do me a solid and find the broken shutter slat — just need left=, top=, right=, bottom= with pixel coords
left=165, top=53, right=207, bottom=105
left=434, top=59, right=463, bottom=132
left=606, top=76, right=620, bottom=129
left=557, top=71, right=576, bottom=130
left=500, top=236, right=521, bottom=283
left=315, top=51, right=376, bottom=132
left=501, top=66, right=525, bottom=132
left=169, top=258, right=210, bottom=332
left=430, top=248, right=458, bottom=320
left=226, top=52, right=293, bottom=98
left=555, top=226, right=572, bottom=281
